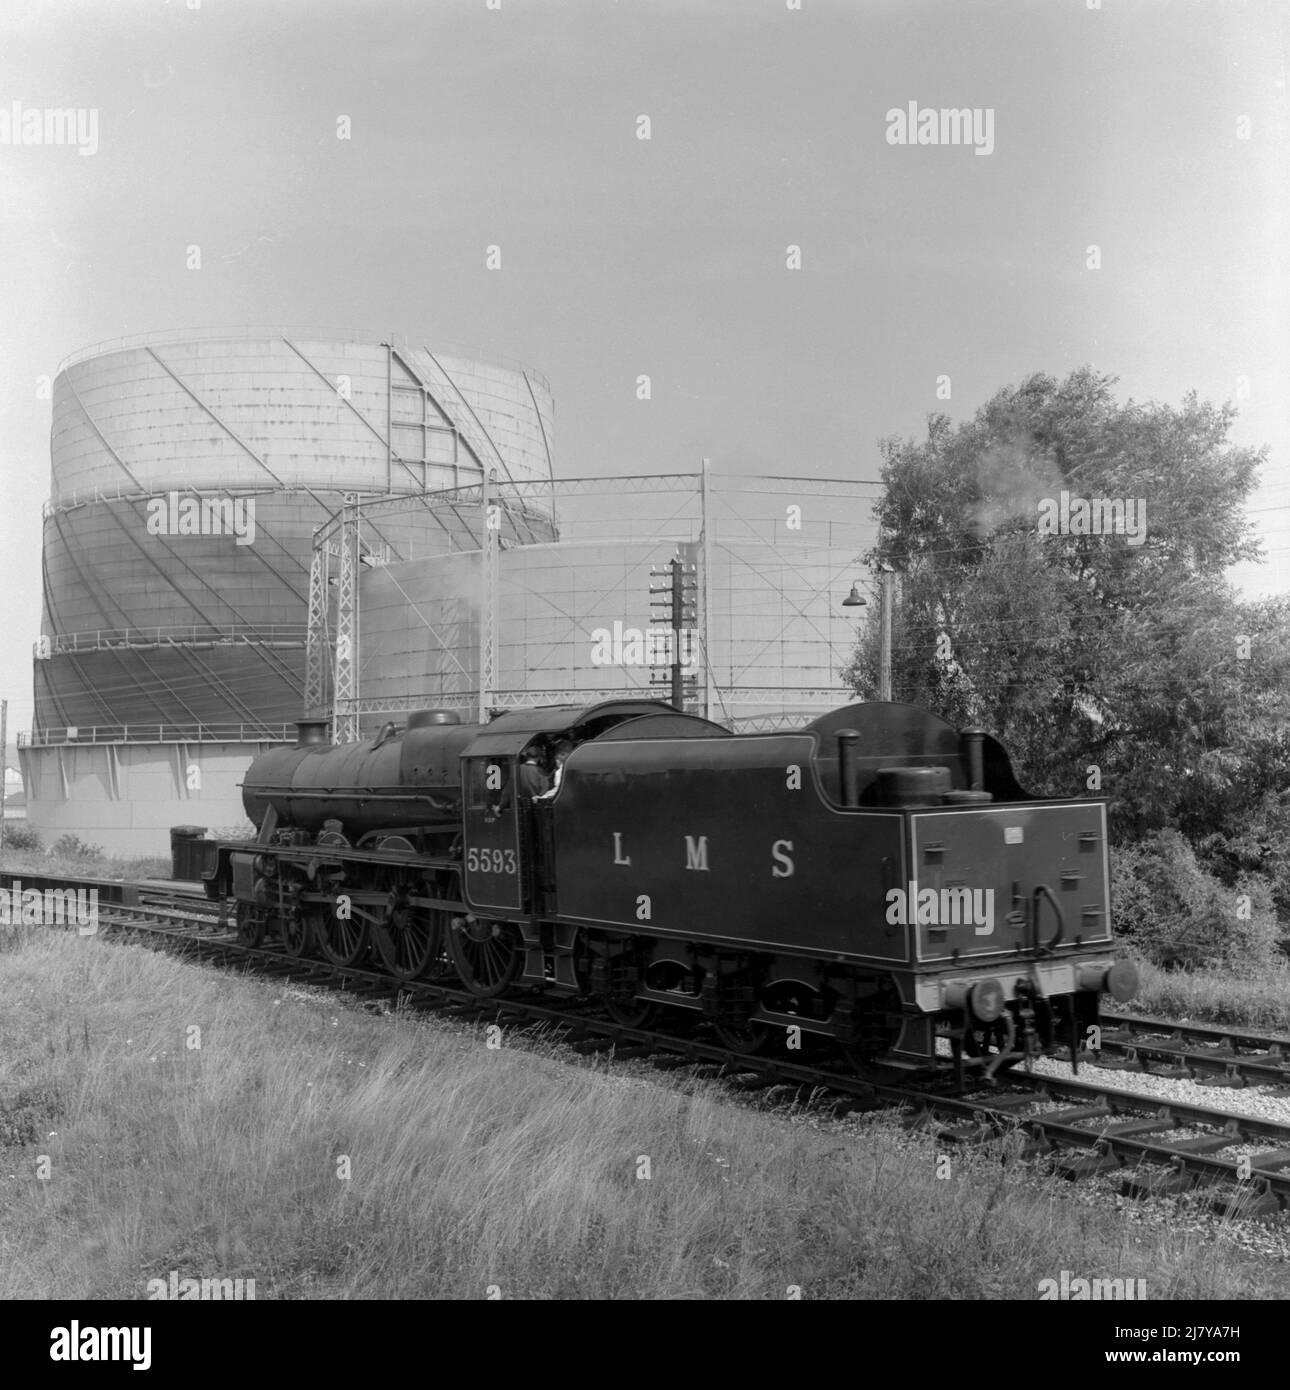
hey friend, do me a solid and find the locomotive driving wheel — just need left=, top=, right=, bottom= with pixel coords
left=447, top=916, right=522, bottom=997
left=374, top=890, right=447, bottom=982
left=317, top=901, right=370, bottom=968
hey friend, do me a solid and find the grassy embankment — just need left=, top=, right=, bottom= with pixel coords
left=1127, top=960, right=1290, bottom=1035
left=1, top=923, right=1286, bottom=1301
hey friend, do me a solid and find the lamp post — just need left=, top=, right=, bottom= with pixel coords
left=877, top=564, right=893, bottom=701
left=842, top=566, right=893, bottom=701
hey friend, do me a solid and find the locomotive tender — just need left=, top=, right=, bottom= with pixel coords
left=207, top=698, right=1138, bottom=1078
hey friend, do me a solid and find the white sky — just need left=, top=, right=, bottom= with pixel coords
left=0, top=0, right=1285, bottom=735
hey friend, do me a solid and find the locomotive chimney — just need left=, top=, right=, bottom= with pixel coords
left=960, top=727, right=985, bottom=792
left=295, top=718, right=330, bottom=747
left=836, top=728, right=860, bottom=807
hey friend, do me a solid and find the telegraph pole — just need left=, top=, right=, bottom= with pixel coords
left=649, top=556, right=698, bottom=711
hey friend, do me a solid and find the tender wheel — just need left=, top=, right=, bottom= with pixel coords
left=447, top=916, right=522, bottom=997
left=375, top=902, right=446, bottom=982
left=838, top=984, right=904, bottom=1072
left=713, top=1019, right=772, bottom=1055
left=235, top=901, right=266, bottom=948
left=603, top=996, right=661, bottom=1029
left=732, top=979, right=822, bottom=1059
left=839, top=1034, right=898, bottom=1073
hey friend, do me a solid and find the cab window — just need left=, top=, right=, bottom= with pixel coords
left=467, top=758, right=511, bottom=810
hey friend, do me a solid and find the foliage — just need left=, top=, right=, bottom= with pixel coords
left=2, top=823, right=42, bottom=852
left=1110, top=829, right=1283, bottom=973
left=50, top=834, right=104, bottom=860
left=847, top=367, right=1288, bottom=875
left=1192, top=788, right=1290, bottom=922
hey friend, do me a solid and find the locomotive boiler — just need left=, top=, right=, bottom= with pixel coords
left=207, top=697, right=1138, bottom=1079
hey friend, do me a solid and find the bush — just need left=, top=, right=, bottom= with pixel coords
left=1193, top=790, right=1290, bottom=926
left=1112, top=828, right=1283, bottom=973
left=50, top=834, right=103, bottom=861
left=2, top=823, right=42, bottom=852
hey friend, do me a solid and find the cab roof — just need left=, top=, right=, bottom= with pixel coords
left=462, top=698, right=684, bottom=757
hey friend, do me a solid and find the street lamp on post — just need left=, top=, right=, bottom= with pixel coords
left=841, top=566, right=894, bottom=701
left=877, top=564, right=894, bottom=702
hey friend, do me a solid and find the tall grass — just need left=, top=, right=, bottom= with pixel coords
left=1127, top=958, right=1290, bottom=1034
left=1, top=927, right=1286, bottom=1299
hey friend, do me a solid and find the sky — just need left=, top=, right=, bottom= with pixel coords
left=0, top=0, right=1285, bottom=737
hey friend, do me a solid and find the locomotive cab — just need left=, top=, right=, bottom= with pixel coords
left=456, top=700, right=708, bottom=921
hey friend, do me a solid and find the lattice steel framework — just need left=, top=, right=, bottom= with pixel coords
left=330, top=495, right=361, bottom=743
left=480, top=469, right=500, bottom=722
left=310, top=470, right=881, bottom=733
left=304, top=538, right=332, bottom=715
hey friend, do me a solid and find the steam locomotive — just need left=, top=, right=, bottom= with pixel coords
left=206, top=698, right=1138, bottom=1078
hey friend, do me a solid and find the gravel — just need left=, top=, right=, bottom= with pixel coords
left=1026, top=1051, right=1290, bottom=1127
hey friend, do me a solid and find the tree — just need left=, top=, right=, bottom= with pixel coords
left=846, top=368, right=1286, bottom=852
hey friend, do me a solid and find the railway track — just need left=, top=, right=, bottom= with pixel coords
left=6, top=867, right=1290, bottom=1217
left=1096, top=1012, right=1290, bottom=1090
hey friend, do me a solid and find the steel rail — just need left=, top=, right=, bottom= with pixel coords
left=1102, top=1010, right=1290, bottom=1056
left=1092, top=1011, right=1290, bottom=1089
